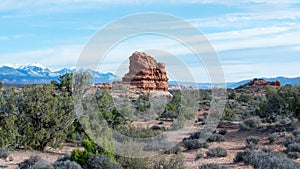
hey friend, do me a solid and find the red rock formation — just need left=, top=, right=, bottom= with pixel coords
left=237, top=78, right=281, bottom=90
left=248, top=78, right=281, bottom=87
left=122, top=51, right=168, bottom=91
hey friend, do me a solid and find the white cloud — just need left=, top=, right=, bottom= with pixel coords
left=0, top=45, right=83, bottom=71
left=208, top=26, right=300, bottom=52
left=0, top=36, right=8, bottom=40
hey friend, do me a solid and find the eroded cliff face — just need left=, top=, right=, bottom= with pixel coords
left=122, top=51, right=168, bottom=91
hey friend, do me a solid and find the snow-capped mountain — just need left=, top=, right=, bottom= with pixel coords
left=0, top=63, right=119, bottom=84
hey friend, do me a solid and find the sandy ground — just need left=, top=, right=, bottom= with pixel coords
left=1, top=121, right=300, bottom=169
left=0, top=143, right=77, bottom=169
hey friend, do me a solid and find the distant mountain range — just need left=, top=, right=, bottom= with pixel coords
left=0, top=63, right=299, bottom=88
left=170, top=77, right=300, bottom=89
left=0, top=63, right=118, bottom=85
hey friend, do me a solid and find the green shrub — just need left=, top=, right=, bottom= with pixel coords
left=207, top=134, right=226, bottom=142
left=222, top=101, right=238, bottom=120
left=198, top=163, right=227, bottom=169
left=207, top=147, right=227, bottom=158
left=237, top=94, right=253, bottom=103
left=183, top=139, right=209, bottom=150
left=70, top=149, right=90, bottom=166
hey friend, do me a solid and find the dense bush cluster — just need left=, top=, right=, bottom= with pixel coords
left=285, top=143, right=300, bottom=159
left=0, top=73, right=79, bottom=150
left=234, top=149, right=300, bottom=169
left=183, top=139, right=209, bottom=150
left=207, top=134, right=226, bottom=142
left=259, top=85, right=300, bottom=122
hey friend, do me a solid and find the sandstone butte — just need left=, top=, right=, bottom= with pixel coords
left=122, top=51, right=169, bottom=92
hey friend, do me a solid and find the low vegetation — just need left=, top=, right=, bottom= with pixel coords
left=2, top=74, right=300, bottom=168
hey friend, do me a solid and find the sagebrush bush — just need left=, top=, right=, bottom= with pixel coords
left=249, top=152, right=299, bottom=169
left=164, top=145, right=181, bottom=154
left=240, top=117, right=261, bottom=131
left=235, top=149, right=300, bottom=169
left=246, top=136, right=260, bottom=150
left=207, top=147, right=227, bottom=158
left=31, top=159, right=53, bottom=169
left=195, top=153, right=204, bottom=160
left=150, top=154, right=185, bottom=169
left=52, top=154, right=82, bottom=169
left=246, top=136, right=260, bottom=145
left=261, top=147, right=273, bottom=153
left=268, top=133, right=279, bottom=143
left=53, top=160, right=82, bottom=169
left=285, top=143, right=300, bottom=153
left=207, top=134, right=226, bottom=142
left=183, top=139, right=209, bottom=150
left=287, top=152, right=300, bottom=159
left=189, top=132, right=202, bottom=140
left=198, top=163, right=227, bottom=169
left=293, top=130, right=300, bottom=137
left=19, top=155, right=53, bottom=169
left=234, top=149, right=253, bottom=163
left=0, top=147, right=9, bottom=159
left=83, top=154, right=122, bottom=169
left=218, top=129, right=227, bottom=135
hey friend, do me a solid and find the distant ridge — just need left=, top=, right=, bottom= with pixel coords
left=0, top=63, right=299, bottom=88
left=169, top=77, right=300, bottom=89
left=0, top=63, right=118, bottom=84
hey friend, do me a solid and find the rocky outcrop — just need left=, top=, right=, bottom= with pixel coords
left=248, top=78, right=281, bottom=87
left=237, top=78, right=281, bottom=90
left=122, top=51, right=168, bottom=91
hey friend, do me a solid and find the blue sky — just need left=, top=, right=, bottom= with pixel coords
left=0, top=0, right=300, bottom=82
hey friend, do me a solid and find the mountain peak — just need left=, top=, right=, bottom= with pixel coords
left=20, top=62, right=48, bottom=70
left=28, top=62, right=47, bottom=69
